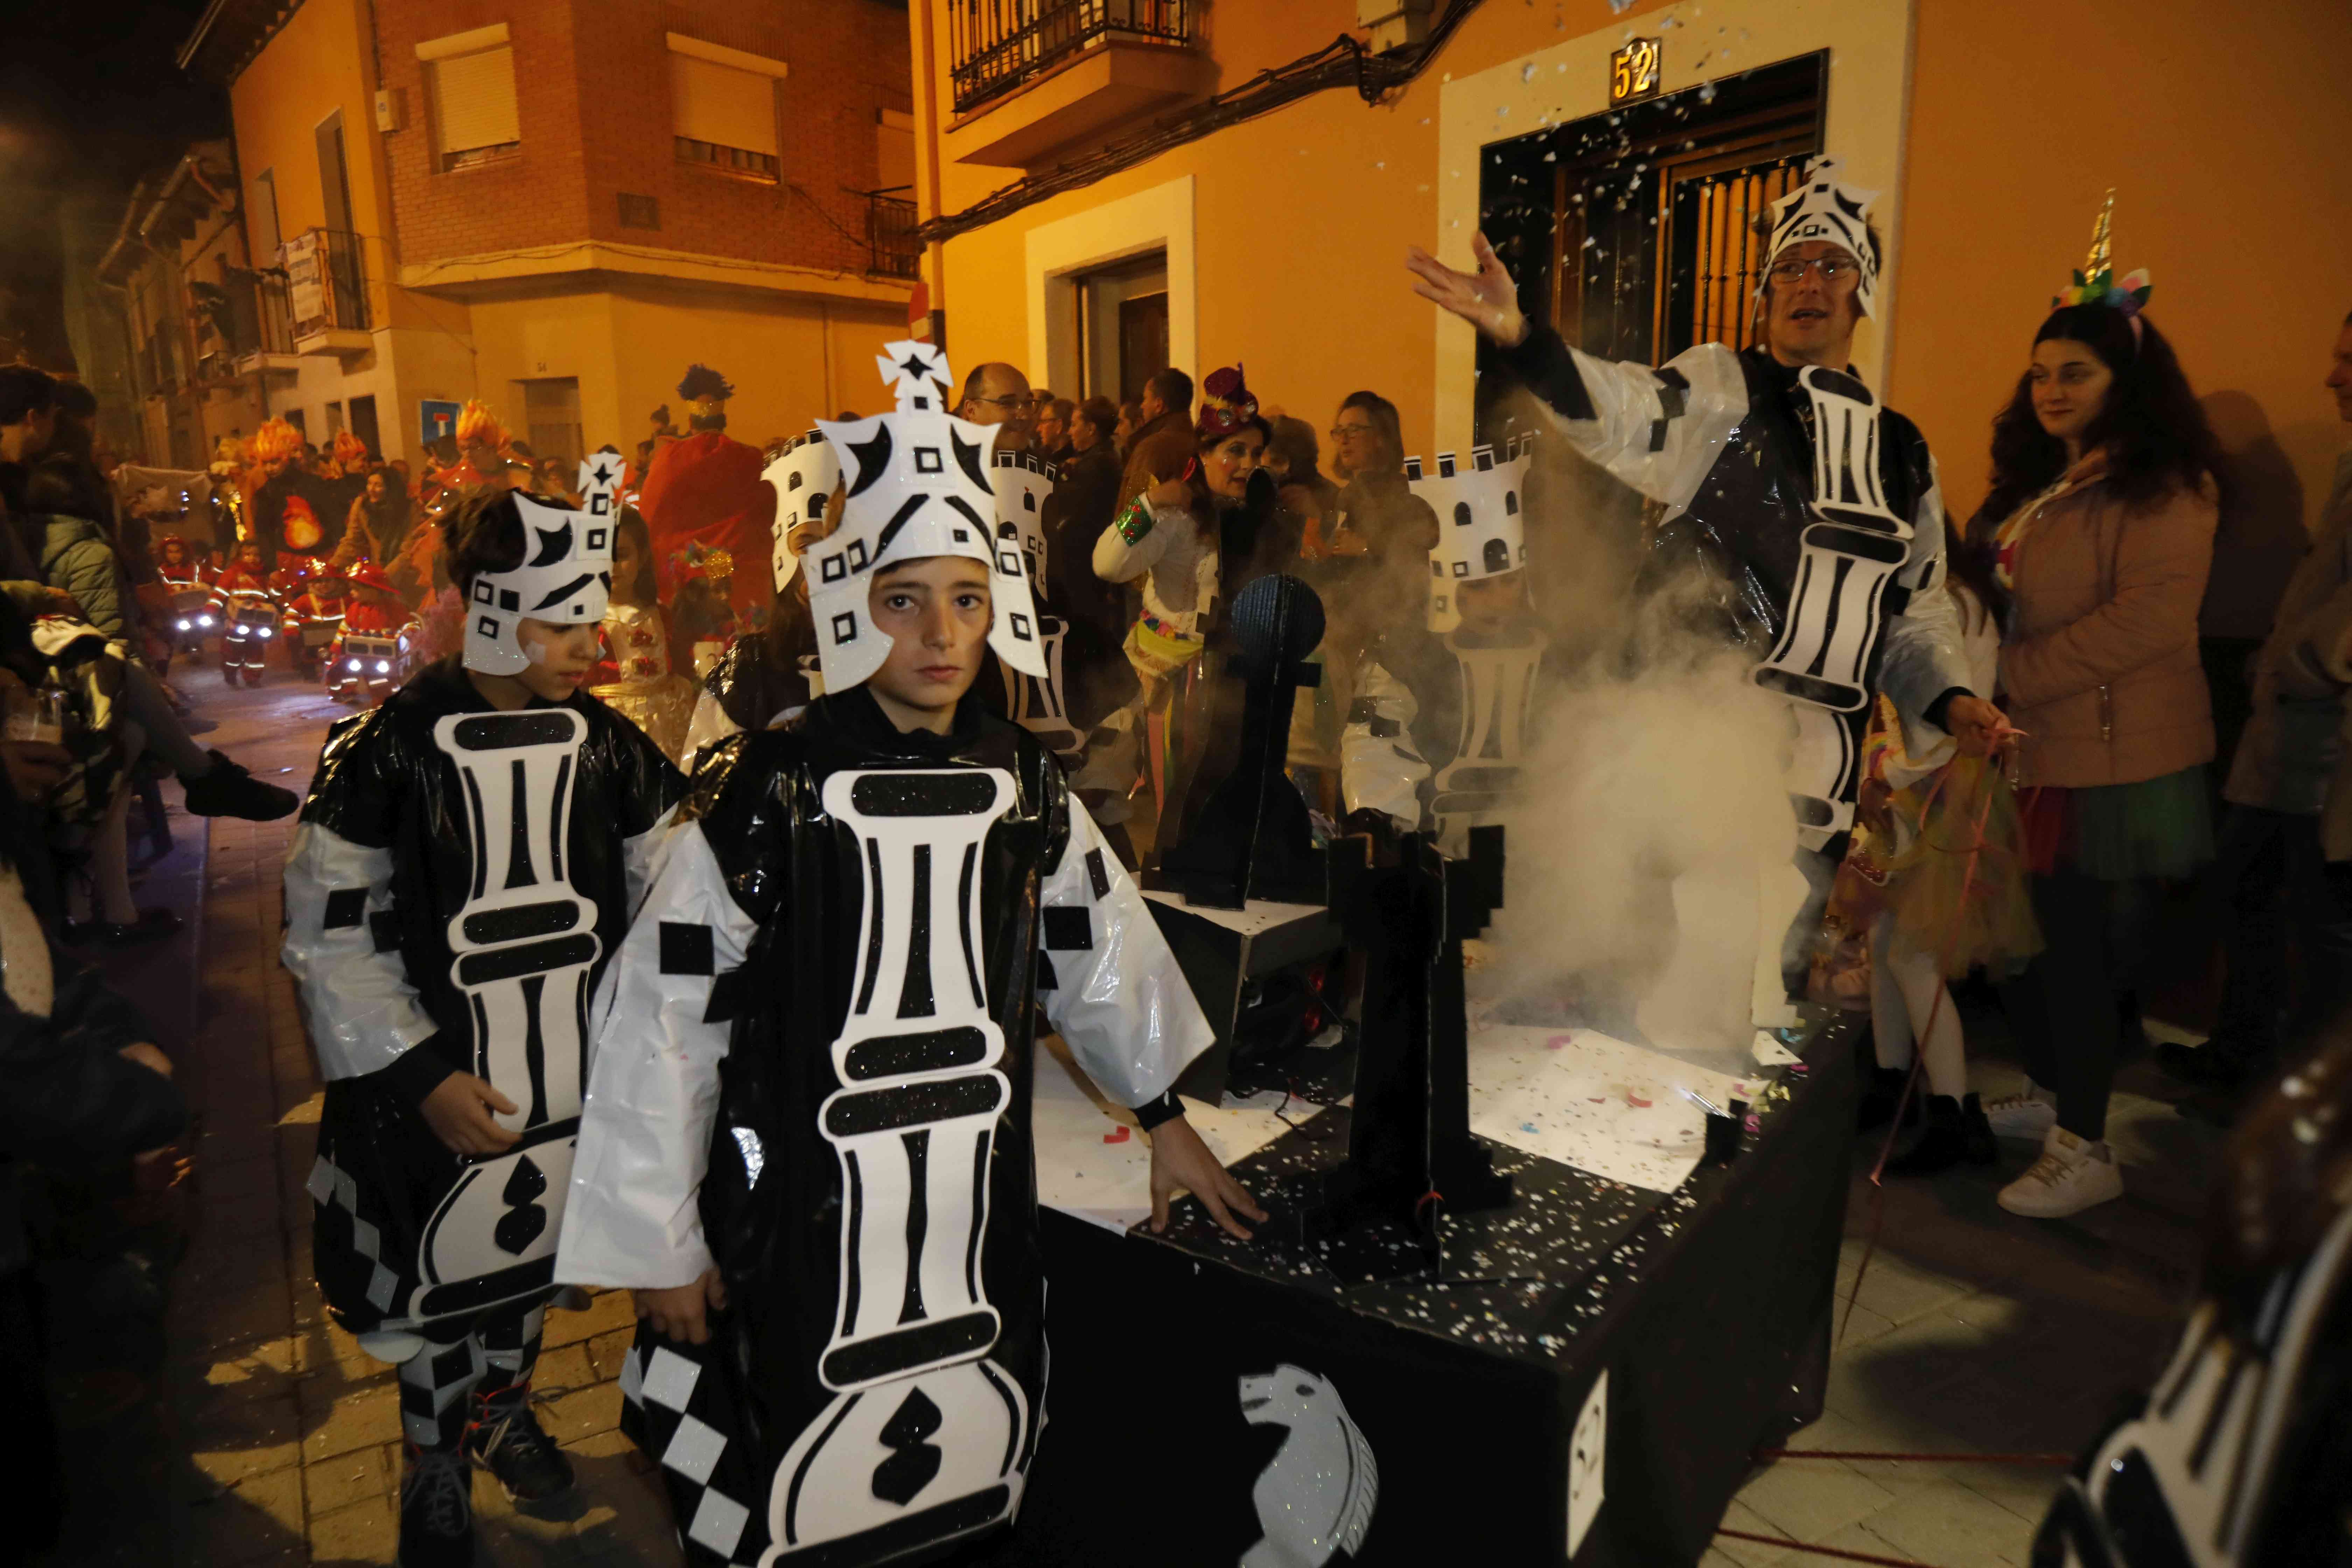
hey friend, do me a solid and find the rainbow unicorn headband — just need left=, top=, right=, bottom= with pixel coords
left=2052, top=190, right=2152, bottom=339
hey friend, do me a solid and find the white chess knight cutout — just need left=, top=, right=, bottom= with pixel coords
left=763, top=429, right=841, bottom=592
left=762, top=766, right=1035, bottom=1561
left=800, top=342, right=1046, bottom=694
left=1238, top=1365, right=1378, bottom=1568
left=462, top=455, right=619, bottom=677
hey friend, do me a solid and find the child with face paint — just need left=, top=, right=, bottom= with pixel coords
left=556, top=343, right=1260, bottom=1568
left=280, top=467, right=684, bottom=1568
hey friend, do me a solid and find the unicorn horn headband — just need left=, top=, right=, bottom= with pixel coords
left=2053, top=188, right=2152, bottom=341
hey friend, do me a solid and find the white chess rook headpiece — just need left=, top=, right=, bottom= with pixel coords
left=1410, top=433, right=1533, bottom=614
left=1763, top=156, right=1884, bottom=319
left=763, top=428, right=841, bottom=592
left=462, top=454, right=620, bottom=677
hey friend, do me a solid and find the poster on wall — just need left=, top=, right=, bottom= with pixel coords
left=420, top=399, right=461, bottom=448
left=284, top=231, right=324, bottom=328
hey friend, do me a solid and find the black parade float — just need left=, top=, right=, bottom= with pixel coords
left=1016, top=575, right=1858, bottom=1567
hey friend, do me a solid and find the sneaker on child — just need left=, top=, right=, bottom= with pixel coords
left=1996, top=1125, right=2123, bottom=1218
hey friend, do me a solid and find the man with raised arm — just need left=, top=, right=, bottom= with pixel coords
left=1408, top=158, right=2009, bottom=993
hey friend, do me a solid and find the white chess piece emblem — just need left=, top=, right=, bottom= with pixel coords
left=1430, top=639, right=1547, bottom=857
left=762, top=767, right=1036, bottom=1562
left=1238, top=1365, right=1378, bottom=1568
left=413, top=706, right=599, bottom=1322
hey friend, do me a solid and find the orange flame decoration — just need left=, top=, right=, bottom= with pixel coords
left=455, top=399, right=509, bottom=453
left=330, top=429, right=369, bottom=468
left=249, top=418, right=304, bottom=465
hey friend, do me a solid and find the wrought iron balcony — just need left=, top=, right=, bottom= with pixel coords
left=950, top=0, right=1192, bottom=117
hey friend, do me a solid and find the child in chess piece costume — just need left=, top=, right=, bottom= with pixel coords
left=556, top=342, right=1263, bottom=1568
left=1342, top=437, right=1562, bottom=857
left=280, top=466, right=685, bottom=1568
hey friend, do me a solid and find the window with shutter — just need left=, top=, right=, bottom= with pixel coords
left=667, top=35, right=785, bottom=181
left=431, top=44, right=520, bottom=168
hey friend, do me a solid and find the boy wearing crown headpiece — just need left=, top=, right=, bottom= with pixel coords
left=1408, top=157, right=2009, bottom=990
left=557, top=342, right=1260, bottom=1568
left=281, top=456, right=685, bottom=1568
left=1342, top=436, right=1561, bottom=855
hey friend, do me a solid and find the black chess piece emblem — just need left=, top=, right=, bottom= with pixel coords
left=870, top=1387, right=946, bottom=1506
left=493, top=1154, right=549, bottom=1255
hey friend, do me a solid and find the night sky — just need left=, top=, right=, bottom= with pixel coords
left=0, top=1, right=226, bottom=368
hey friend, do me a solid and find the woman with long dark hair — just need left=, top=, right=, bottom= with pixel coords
left=1084, top=365, right=1274, bottom=827
left=1969, top=266, right=2224, bottom=1219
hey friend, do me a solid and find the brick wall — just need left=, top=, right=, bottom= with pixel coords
left=374, top=0, right=911, bottom=273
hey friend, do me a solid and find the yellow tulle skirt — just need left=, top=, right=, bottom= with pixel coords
left=1832, top=751, right=2044, bottom=979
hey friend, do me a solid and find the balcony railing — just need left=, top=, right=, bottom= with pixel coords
left=866, top=191, right=920, bottom=279
left=286, top=227, right=370, bottom=337
left=950, top=0, right=1192, bottom=116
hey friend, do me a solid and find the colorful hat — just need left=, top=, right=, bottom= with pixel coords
left=1195, top=365, right=1260, bottom=441
left=1763, top=157, right=1884, bottom=318
left=798, top=340, right=1046, bottom=693
left=2051, top=189, right=2153, bottom=319
left=346, top=562, right=398, bottom=595
left=462, top=454, right=620, bottom=677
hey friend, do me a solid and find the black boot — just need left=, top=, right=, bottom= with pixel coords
left=466, top=1386, right=575, bottom=1504
left=397, top=1445, right=475, bottom=1568
left=1959, top=1092, right=1996, bottom=1164
left=1885, top=1094, right=1971, bottom=1175
left=179, top=750, right=298, bottom=821
left=1856, top=1065, right=1920, bottom=1133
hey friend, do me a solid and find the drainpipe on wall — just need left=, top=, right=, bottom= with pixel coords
left=909, top=0, right=948, bottom=340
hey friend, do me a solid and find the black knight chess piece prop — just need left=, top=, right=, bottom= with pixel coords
left=1153, top=574, right=1329, bottom=910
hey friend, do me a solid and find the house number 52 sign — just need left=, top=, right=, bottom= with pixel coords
left=1610, top=37, right=1662, bottom=105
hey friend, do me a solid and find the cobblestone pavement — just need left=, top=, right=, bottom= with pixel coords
left=144, top=671, right=2218, bottom=1568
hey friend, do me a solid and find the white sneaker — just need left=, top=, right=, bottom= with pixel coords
left=1997, top=1126, right=2123, bottom=1218
left=1981, top=1081, right=2057, bottom=1140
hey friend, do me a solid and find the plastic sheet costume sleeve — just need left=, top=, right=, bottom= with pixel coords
left=280, top=719, right=440, bottom=1082
left=1338, top=658, right=1429, bottom=831
left=559, top=816, right=752, bottom=1288
left=1034, top=792, right=1214, bottom=1107
left=1873, top=458, right=1972, bottom=757
left=1515, top=338, right=1751, bottom=514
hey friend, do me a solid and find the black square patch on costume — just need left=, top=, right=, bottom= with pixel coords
left=702, top=970, right=746, bottom=1025
left=370, top=910, right=402, bottom=954
left=1042, top=906, right=1092, bottom=952
left=323, top=888, right=369, bottom=929
left=1035, top=951, right=1058, bottom=992
left=659, top=922, right=716, bottom=976
left=1083, top=848, right=1111, bottom=901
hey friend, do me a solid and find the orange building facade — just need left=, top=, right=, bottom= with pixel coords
left=178, top=0, right=923, bottom=465
left=909, top=0, right=2352, bottom=545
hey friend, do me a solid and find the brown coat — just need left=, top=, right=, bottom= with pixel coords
left=1994, top=457, right=2220, bottom=789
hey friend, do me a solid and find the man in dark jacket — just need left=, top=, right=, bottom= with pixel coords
left=1115, top=366, right=1196, bottom=512
left=0, top=366, right=57, bottom=519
